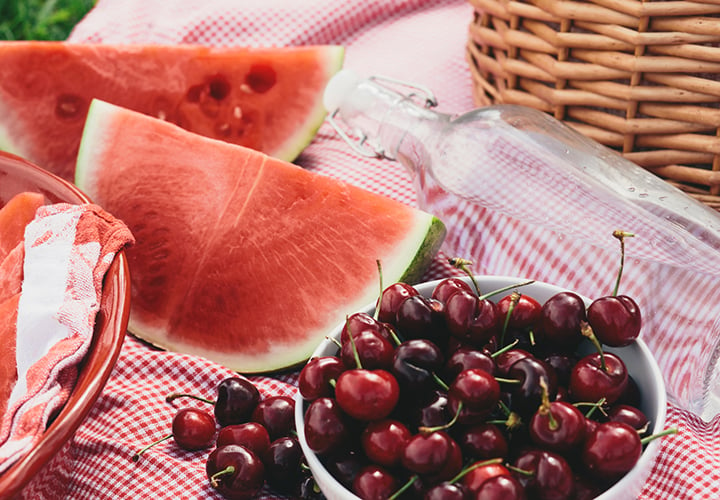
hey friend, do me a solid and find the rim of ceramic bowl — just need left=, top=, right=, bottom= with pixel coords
left=295, top=275, right=667, bottom=500
left=0, top=152, right=130, bottom=498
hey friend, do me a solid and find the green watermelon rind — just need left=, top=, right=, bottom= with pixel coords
left=75, top=100, right=446, bottom=374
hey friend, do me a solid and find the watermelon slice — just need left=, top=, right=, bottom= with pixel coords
left=76, top=100, right=445, bottom=373
left=0, top=42, right=344, bottom=182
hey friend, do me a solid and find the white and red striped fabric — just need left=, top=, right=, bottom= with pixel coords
left=0, top=203, right=132, bottom=473
left=19, top=0, right=713, bottom=498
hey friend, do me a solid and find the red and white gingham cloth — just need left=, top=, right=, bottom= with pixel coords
left=0, top=203, right=133, bottom=473
left=18, top=0, right=713, bottom=498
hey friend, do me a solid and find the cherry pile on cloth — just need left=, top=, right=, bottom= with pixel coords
left=21, top=0, right=715, bottom=498
left=0, top=203, right=133, bottom=474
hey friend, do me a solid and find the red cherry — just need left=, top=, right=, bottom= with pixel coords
left=539, top=292, right=586, bottom=346
left=444, top=290, right=500, bottom=346
left=298, top=356, right=344, bottom=400
left=250, top=395, right=295, bottom=440
left=587, top=295, right=641, bottom=347
left=335, top=368, right=400, bottom=421
left=401, top=431, right=460, bottom=476
left=303, top=397, right=349, bottom=455
left=448, top=368, right=500, bottom=416
left=341, top=311, right=393, bottom=344
left=132, top=407, right=217, bottom=461
left=458, top=423, right=509, bottom=460
left=582, top=421, right=642, bottom=480
left=340, top=329, right=395, bottom=370
left=377, top=282, right=418, bottom=323
left=475, top=474, right=526, bottom=500
left=570, top=352, right=628, bottom=404
left=352, top=464, right=397, bottom=500
left=214, top=377, right=261, bottom=427
left=206, top=444, right=265, bottom=500
left=361, top=419, right=412, bottom=467
left=432, top=277, right=474, bottom=303
left=529, top=401, right=586, bottom=454
left=216, top=422, right=270, bottom=456
left=461, top=461, right=512, bottom=494
left=608, top=404, right=649, bottom=432
left=511, top=449, right=574, bottom=500
left=445, top=347, right=495, bottom=380
left=497, top=292, right=542, bottom=328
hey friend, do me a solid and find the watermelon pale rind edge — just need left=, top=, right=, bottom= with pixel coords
left=270, top=45, right=345, bottom=162
left=75, top=99, right=446, bottom=374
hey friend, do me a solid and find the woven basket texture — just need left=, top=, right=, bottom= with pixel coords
left=467, top=0, right=720, bottom=209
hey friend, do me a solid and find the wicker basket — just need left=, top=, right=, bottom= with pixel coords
left=466, top=0, right=720, bottom=209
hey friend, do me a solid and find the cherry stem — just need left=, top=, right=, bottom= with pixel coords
left=448, top=257, right=481, bottom=296
left=500, top=292, right=519, bottom=348
left=575, top=397, right=607, bottom=419
left=506, top=464, right=534, bottom=477
left=132, top=434, right=172, bottom=462
left=640, top=427, right=678, bottom=446
left=495, top=377, right=522, bottom=385
left=498, top=399, right=512, bottom=417
left=581, top=321, right=607, bottom=372
left=491, top=339, right=519, bottom=358
left=611, top=230, right=634, bottom=297
left=448, top=458, right=504, bottom=484
left=165, top=393, right=214, bottom=405
left=388, top=475, right=419, bottom=500
left=419, top=401, right=462, bottom=434
left=433, top=372, right=450, bottom=391
left=478, top=280, right=535, bottom=301
left=486, top=411, right=522, bottom=430
left=537, top=379, right=558, bottom=430
left=374, top=259, right=384, bottom=321
left=209, top=465, right=236, bottom=488
left=345, top=316, right=363, bottom=369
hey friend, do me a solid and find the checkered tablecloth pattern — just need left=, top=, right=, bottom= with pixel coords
left=28, top=0, right=718, bottom=498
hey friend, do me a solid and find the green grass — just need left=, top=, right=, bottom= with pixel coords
left=0, top=0, right=96, bottom=40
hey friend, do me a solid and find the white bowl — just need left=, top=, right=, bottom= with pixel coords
left=294, top=275, right=666, bottom=500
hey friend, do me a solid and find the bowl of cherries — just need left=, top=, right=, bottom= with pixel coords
left=294, top=256, right=672, bottom=499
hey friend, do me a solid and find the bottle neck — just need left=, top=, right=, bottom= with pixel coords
left=332, top=78, right=450, bottom=166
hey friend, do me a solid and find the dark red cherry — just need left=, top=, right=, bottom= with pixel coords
left=251, top=395, right=295, bottom=440
left=171, top=408, right=216, bottom=451
left=582, top=421, right=642, bottom=480
left=474, top=474, right=526, bottom=500
left=378, top=282, right=419, bottom=323
left=425, top=481, right=470, bottom=500
left=507, top=357, right=557, bottom=415
left=608, top=404, right=649, bottom=432
left=341, top=329, right=395, bottom=370
left=335, top=368, right=400, bottom=421
left=497, top=292, right=542, bottom=328
left=401, top=431, right=460, bottom=476
left=494, top=348, right=533, bottom=377
left=216, top=422, right=270, bottom=456
left=445, top=347, right=495, bottom=380
left=214, top=377, right=260, bottom=427
left=341, top=311, right=392, bottom=344
left=448, top=368, right=501, bottom=416
left=206, top=444, right=265, bottom=500
left=458, top=423, right=509, bottom=460
left=298, top=356, right=344, bottom=400
left=361, top=419, right=412, bottom=468
left=263, top=436, right=304, bottom=494
left=539, top=292, right=586, bottom=346
left=587, top=295, right=641, bottom=347
left=432, top=277, right=474, bottom=303
left=512, top=449, right=574, bottom=500
left=444, top=290, right=500, bottom=346
left=529, top=401, right=586, bottom=454
left=461, top=461, right=512, bottom=494
left=570, top=352, right=628, bottom=405
left=303, top=397, right=349, bottom=455
left=407, top=390, right=451, bottom=430
left=353, top=464, right=397, bottom=500
left=391, top=339, right=445, bottom=395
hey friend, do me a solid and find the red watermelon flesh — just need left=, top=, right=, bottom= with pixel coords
left=76, top=100, right=446, bottom=373
left=0, top=42, right=344, bottom=181
left=0, top=191, right=43, bottom=262
left=0, top=294, right=19, bottom=418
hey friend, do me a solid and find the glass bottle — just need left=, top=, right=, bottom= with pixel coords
left=324, top=70, right=720, bottom=419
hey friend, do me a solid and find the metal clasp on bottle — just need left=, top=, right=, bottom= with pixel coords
left=325, top=75, right=438, bottom=159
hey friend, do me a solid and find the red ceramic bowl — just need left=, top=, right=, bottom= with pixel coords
left=0, top=152, right=130, bottom=498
